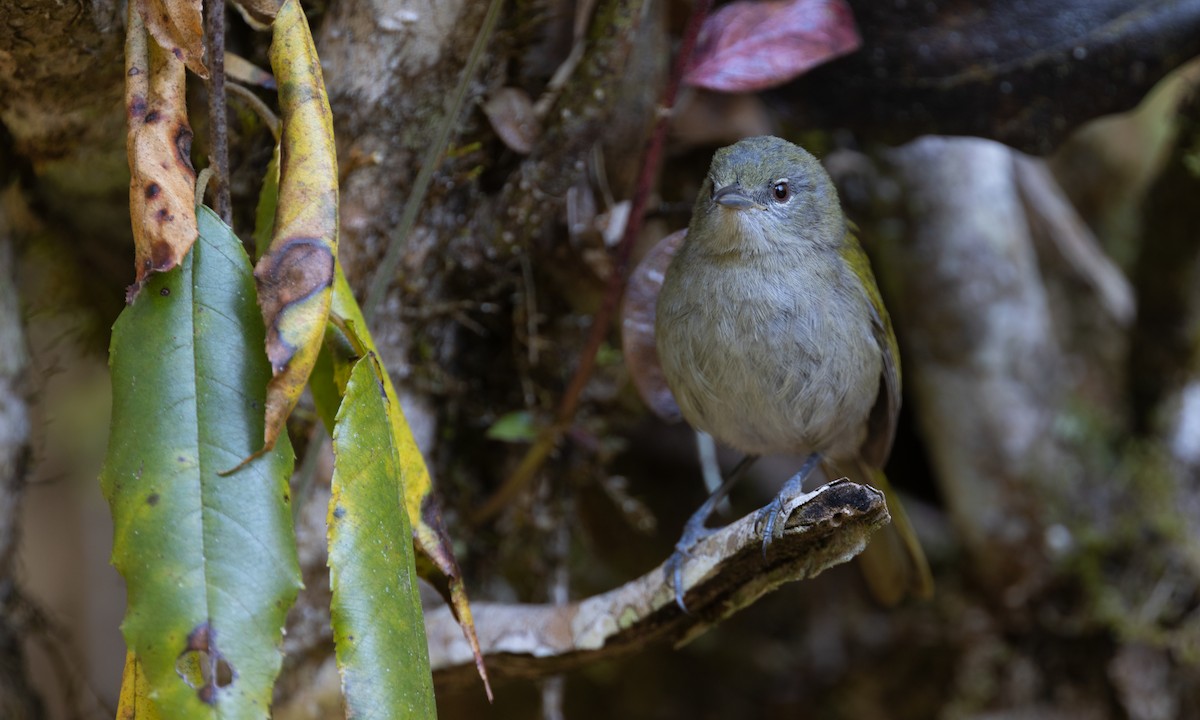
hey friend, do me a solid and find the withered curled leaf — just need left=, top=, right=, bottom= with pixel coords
left=225, top=51, right=276, bottom=90
left=252, top=0, right=338, bottom=457
left=231, top=0, right=282, bottom=30
left=137, top=0, right=209, bottom=79
left=125, top=1, right=198, bottom=302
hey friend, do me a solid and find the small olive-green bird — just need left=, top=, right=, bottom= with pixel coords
left=656, top=135, right=932, bottom=609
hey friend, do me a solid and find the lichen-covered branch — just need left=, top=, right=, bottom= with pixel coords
left=274, top=479, right=887, bottom=716
left=428, top=480, right=887, bottom=687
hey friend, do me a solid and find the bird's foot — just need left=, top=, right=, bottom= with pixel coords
left=757, top=453, right=822, bottom=560
left=664, top=454, right=760, bottom=612
left=756, top=495, right=788, bottom=559
left=664, top=513, right=718, bottom=613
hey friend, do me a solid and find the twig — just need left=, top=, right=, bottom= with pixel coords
left=472, top=0, right=713, bottom=524
left=227, top=81, right=281, bottom=142
left=205, top=0, right=231, bottom=223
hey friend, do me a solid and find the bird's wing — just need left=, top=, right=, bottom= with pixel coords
left=841, top=229, right=901, bottom=468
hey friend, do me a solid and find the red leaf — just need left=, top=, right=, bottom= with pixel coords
left=685, top=0, right=861, bottom=93
left=621, top=230, right=686, bottom=423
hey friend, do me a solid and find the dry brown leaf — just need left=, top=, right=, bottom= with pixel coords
left=225, top=51, right=276, bottom=89
left=483, top=87, right=539, bottom=154
left=125, top=2, right=198, bottom=302
left=137, top=0, right=208, bottom=79
left=231, top=0, right=282, bottom=30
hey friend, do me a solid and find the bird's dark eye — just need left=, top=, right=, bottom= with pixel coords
left=772, top=181, right=789, bottom=201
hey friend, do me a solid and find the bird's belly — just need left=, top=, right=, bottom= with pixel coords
left=661, top=292, right=881, bottom=459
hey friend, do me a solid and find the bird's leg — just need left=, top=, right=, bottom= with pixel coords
left=666, top=454, right=759, bottom=612
left=758, top=453, right=821, bottom=557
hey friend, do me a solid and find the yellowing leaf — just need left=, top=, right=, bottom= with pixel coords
left=328, top=355, right=437, bottom=715
left=253, top=0, right=338, bottom=456
left=328, top=266, right=492, bottom=700
left=125, top=2, right=198, bottom=302
left=116, top=652, right=163, bottom=720
left=136, top=0, right=208, bottom=79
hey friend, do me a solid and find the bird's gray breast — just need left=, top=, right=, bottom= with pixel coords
left=656, top=248, right=881, bottom=459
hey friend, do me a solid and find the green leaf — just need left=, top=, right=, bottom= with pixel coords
left=485, top=410, right=537, bottom=442
left=329, top=355, right=436, bottom=718
left=310, top=319, right=359, bottom=434
left=102, top=206, right=302, bottom=718
left=252, top=144, right=279, bottom=261
left=328, top=264, right=492, bottom=698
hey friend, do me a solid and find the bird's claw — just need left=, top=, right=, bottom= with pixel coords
left=758, top=453, right=821, bottom=559
left=757, top=496, right=788, bottom=560
left=665, top=524, right=716, bottom=613
left=664, top=547, right=691, bottom=613
left=663, top=454, right=761, bottom=613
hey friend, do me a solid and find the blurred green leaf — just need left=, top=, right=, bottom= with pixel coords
left=252, top=144, right=279, bottom=261
left=486, top=410, right=537, bottom=442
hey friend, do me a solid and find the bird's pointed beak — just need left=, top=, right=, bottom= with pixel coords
left=712, top=184, right=761, bottom=210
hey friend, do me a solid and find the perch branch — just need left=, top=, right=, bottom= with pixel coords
left=435, top=480, right=887, bottom=687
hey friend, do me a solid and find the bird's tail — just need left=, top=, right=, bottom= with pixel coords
left=835, top=457, right=934, bottom=605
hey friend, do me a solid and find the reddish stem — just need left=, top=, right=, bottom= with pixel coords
left=473, top=0, right=713, bottom=524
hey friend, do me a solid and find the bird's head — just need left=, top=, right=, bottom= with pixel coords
left=688, top=136, right=845, bottom=256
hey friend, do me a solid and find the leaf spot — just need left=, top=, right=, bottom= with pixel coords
left=174, top=126, right=195, bottom=173
left=145, top=182, right=161, bottom=199
left=151, top=240, right=174, bottom=270
left=333, top=506, right=346, bottom=520
left=146, top=493, right=159, bottom=506
left=177, top=622, right=236, bottom=704
left=255, top=238, right=335, bottom=368
left=160, top=287, right=171, bottom=297
left=144, top=110, right=160, bottom=124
